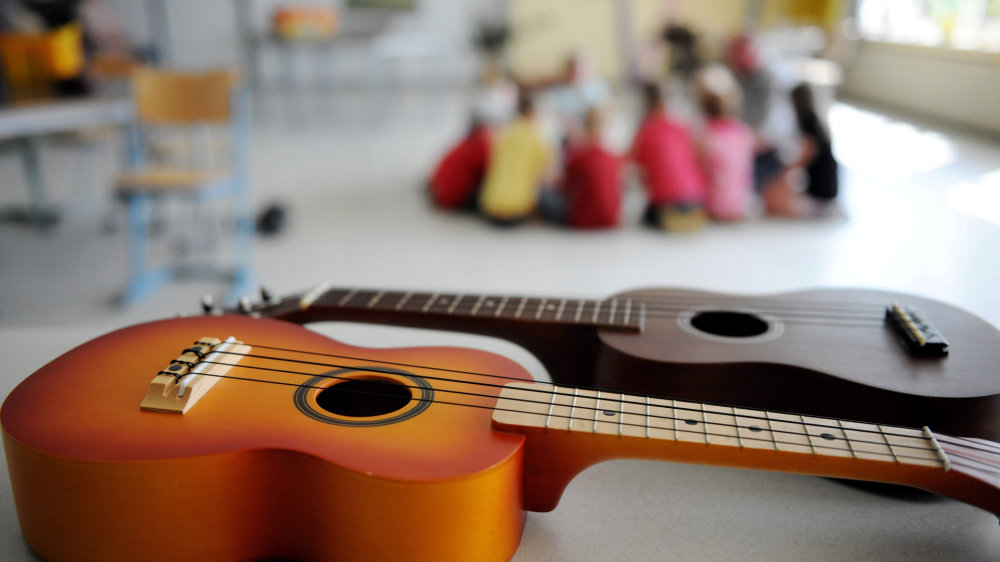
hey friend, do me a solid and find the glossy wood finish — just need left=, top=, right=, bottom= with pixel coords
left=4, top=316, right=1000, bottom=560
left=250, top=287, right=1000, bottom=440
left=1, top=316, right=528, bottom=562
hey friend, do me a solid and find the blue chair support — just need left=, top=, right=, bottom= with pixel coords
left=118, top=69, right=253, bottom=305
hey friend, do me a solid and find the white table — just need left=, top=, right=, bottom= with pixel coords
left=0, top=97, right=132, bottom=226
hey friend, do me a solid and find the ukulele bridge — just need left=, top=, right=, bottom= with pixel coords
left=885, top=302, right=949, bottom=358
left=140, top=336, right=250, bottom=414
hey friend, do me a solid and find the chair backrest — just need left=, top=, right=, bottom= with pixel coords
left=131, top=67, right=239, bottom=125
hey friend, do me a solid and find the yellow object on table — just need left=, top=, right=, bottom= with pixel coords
left=0, top=23, right=84, bottom=100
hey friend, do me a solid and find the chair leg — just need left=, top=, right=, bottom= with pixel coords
left=121, top=193, right=172, bottom=304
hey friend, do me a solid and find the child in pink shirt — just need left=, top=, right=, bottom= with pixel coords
left=698, top=80, right=754, bottom=221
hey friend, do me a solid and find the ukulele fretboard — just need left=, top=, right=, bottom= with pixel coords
left=493, top=382, right=948, bottom=470
left=304, top=288, right=643, bottom=331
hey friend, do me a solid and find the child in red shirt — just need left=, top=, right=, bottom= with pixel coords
left=542, top=107, right=622, bottom=228
left=428, top=118, right=492, bottom=210
left=629, top=83, right=706, bottom=230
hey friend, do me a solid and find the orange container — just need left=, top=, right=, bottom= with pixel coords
left=0, top=23, right=84, bottom=99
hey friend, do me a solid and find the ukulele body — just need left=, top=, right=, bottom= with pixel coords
left=1, top=316, right=528, bottom=562
left=597, top=288, right=1000, bottom=438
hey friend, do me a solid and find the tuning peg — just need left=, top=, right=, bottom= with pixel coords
left=238, top=297, right=252, bottom=314
left=260, top=285, right=278, bottom=305
left=201, top=294, right=215, bottom=314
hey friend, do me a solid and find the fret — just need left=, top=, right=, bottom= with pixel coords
left=569, top=387, right=599, bottom=433
left=701, top=403, right=709, bottom=444
left=514, top=297, right=528, bottom=319
left=555, top=299, right=567, bottom=321
left=646, top=396, right=676, bottom=441
left=800, top=414, right=818, bottom=456
left=395, top=291, right=413, bottom=311
left=544, top=388, right=558, bottom=430
left=607, top=298, right=618, bottom=325
left=839, top=420, right=892, bottom=461
left=879, top=425, right=900, bottom=463
left=421, top=293, right=440, bottom=313
left=549, top=386, right=574, bottom=432
left=446, top=294, right=464, bottom=314
left=645, top=396, right=651, bottom=439
left=802, top=415, right=851, bottom=458
left=338, top=289, right=358, bottom=307
left=765, top=411, right=813, bottom=454
left=702, top=404, right=741, bottom=448
left=623, top=298, right=633, bottom=326
left=494, top=296, right=510, bottom=318
left=367, top=290, right=385, bottom=308
left=592, top=390, right=601, bottom=433
left=617, top=392, right=625, bottom=437
left=735, top=408, right=776, bottom=451
left=591, top=300, right=602, bottom=323
left=764, top=411, right=779, bottom=451
left=470, top=295, right=486, bottom=316
left=837, top=419, right=857, bottom=459
left=883, top=425, right=941, bottom=467
left=574, top=300, right=586, bottom=323
left=733, top=407, right=744, bottom=448
left=534, top=298, right=548, bottom=320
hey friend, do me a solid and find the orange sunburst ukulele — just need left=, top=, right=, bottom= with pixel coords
left=2, top=315, right=999, bottom=561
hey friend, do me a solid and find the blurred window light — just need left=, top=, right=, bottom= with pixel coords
left=947, top=170, right=1000, bottom=227
left=858, top=0, right=1000, bottom=52
left=829, top=104, right=956, bottom=182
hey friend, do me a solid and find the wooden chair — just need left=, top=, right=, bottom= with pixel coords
left=118, top=67, right=253, bottom=305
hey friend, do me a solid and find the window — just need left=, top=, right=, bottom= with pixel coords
left=857, top=0, right=1000, bottom=51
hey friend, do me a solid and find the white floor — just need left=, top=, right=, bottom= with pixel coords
left=1, top=90, right=1000, bottom=560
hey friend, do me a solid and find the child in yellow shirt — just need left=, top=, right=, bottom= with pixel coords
left=478, top=93, right=553, bottom=225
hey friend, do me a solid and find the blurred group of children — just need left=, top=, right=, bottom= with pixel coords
left=428, top=36, right=839, bottom=231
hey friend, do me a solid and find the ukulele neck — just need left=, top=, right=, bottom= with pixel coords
left=286, top=286, right=642, bottom=332
left=492, top=382, right=1000, bottom=517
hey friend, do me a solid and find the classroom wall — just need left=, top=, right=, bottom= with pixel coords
left=508, top=0, right=750, bottom=83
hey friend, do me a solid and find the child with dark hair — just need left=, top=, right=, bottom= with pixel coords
left=628, top=82, right=705, bottom=231
left=541, top=107, right=622, bottom=229
left=478, top=91, right=554, bottom=225
left=697, top=66, right=754, bottom=221
left=763, top=83, right=840, bottom=217
left=428, top=116, right=492, bottom=211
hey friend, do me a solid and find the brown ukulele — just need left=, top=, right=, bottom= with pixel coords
left=2, top=315, right=999, bottom=560
left=232, top=285, right=1000, bottom=440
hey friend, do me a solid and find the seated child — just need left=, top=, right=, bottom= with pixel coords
left=763, top=83, right=840, bottom=217
left=428, top=117, right=492, bottom=211
left=478, top=92, right=554, bottom=225
left=541, top=107, right=622, bottom=229
left=629, top=82, right=706, bottom=231
left=697, top=66, right=754, bottom=221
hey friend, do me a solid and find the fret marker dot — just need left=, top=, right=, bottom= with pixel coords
left=684, top=419, right=698, bottom=426
left=547, top=303, right=556, bottom=310
left=602, top=410, right=616, bottom=416
left=486, top=300, right=495, bottom=306
left=820, top=433, right=836, bottom=441
left=748, top=425, right=762, bottom=432
left=440, top=299, right=448, bottom=304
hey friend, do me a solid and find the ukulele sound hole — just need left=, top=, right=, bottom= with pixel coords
left=315, top=378, right=412, bottom=418
left=689, top=311, right=769, bottom=338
